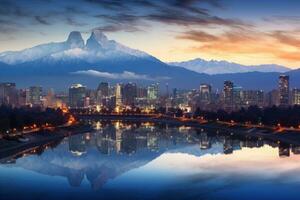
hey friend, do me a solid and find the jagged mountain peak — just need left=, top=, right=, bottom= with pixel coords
left=86, top=29, right=115, bottom=51
left=90, top=30, right=109, bottom=44
left=66, top=31, right=84, bottom=49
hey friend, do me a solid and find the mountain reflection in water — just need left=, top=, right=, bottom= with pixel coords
left=1, top=120, right=300, bottom=200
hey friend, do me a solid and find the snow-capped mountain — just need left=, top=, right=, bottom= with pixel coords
left=0, top=30, right=299, bottom=90
left=0, top=30, right=203, bottom=89
left=0, top=30, right=151, bottom=65
left=168, top=58, right=290, bottom=75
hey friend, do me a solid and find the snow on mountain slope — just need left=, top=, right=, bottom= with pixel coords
left=169, top=58, right=290, bottom=74
left=0, top=30, right=151, bottom=65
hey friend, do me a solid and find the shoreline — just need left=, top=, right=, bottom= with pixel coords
left=0, top=124, right=92, bottom=160
left=2, top=115, right=300, bottom=161
left=80, top=114, right=300, bottom=146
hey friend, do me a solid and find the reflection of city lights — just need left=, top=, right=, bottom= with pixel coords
left=115, top=106, right=121, bottom=113
left=85, top=133, right=91, bottom=140
left=94, top=121, right=101, bottom=130
left=96, top=105, right=101, bottom=112
left=70, top=150, right=86, bottom=156
left=115, top=121, right=121, bottom=130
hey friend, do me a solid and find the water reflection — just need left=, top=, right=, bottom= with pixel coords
left=1, top=120, right=300, bottom=200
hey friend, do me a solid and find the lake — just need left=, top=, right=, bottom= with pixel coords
left=1, top=120, right=300, bottom=200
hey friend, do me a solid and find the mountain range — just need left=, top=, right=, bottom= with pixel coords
left=168, top=58, right=290, bottom=75
left=0, top=30, right=299, bottom=91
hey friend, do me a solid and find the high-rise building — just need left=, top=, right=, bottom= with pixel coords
left=242, top=90, right=264, bottom=107
left=115, top=83, right=123, bottom=107
left=266, top=89, right=279, bottom=107
left=18, top=89, right=30, bottom=106
left=233, top=86, right=243, bottom=109
left=97, top=82, right=109, bottom=98
left=45, top=89, right=55, bottom=108
left=292, top=88, right=300, bottom=105
left=123, top=83, right=137, bottom=106
left=199, top=84, right=211, bottom=105
left=223, top=81, right=234, bottom=110
left=136, top=87, right=148, bottom=99
left=147, top=83, right=159, bottom=100
left=29, top=86, right=42, bottom=107
left=0, top=82, right=18, bottom=106
left=278, top=75, right=290, bottom=106
left=172, top=88, right=178, bottom=99
left=69, top=84, right=86, bottom=108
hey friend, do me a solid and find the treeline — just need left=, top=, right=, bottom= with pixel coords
left=0, top=105, right=69, bottom=133
left=193, top=105, right=300, bottom=127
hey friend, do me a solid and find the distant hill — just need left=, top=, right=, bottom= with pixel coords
left=0, top=31, right=298, bottom=91
left=168, top=58, right=290, bottom=75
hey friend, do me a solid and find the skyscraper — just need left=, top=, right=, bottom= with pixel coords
left=115, top=83, right=123, bottom=107
left=147, top=83, right=159, bottom=100
left=292, top=88, right=300, bottom=105
left=278, top=75, right=290, bottom=106
left=199, top=84, right=211, bottom=105
left=96, top=82, right=109, bottom=106
left=233, top=86, right=243, bottom=109
left=29, top=86, right=42, bottom=107
left=123, top=83, right=137, bottom=106
left=242, top=90, right=264, bottom=107
left=69, top=84, right=86, bottom=108
left=223, top=81, right=234, bottom=110
left=97, top=82, right=109, bottom=98
left=0, top=82, right=17, bottom=106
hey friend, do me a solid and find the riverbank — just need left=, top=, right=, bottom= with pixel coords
left=0, top=124, right=92, bottom=160
left=2, top=114, right=300, bottom=161
left=80, top=114, right=300, bottom=146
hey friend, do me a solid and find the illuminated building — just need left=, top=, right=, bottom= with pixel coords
left=97, top=82, right=109, bottom=97
left=18, top=89, right=30, bottom=106
left=292, top=88, right=300, bottom=105
left=242, top=90, right=264, bottom=107
left=147, top=83, right=159, bottom=100
left=233, top=86, right=243, bottom=109
left=0, top=82, right=18, bottom=106
left=96, top=82, right=109, bottom=105
left=199, top=84, right=211, bottom=105
left=278, top=75, right=290, bottom=106
left=68, top=84, right=86, bottom=108
left=137, top=86, right=148, bottom=98
left=123, top=82, right=137, bottom=106
left=29, top=86, right=42, bottom=107
left=115, top=83, right=123, bottom=107
left=223, top=80, right=234, bottom=110
left=45, top=88, right=55, bottom=108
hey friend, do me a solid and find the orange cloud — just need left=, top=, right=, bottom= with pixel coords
left=177, top=28, right=300, bottom=66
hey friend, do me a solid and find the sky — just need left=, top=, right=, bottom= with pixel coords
left=2, top=0, right=300, bottom=68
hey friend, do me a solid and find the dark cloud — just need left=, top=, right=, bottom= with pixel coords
left=0, top=0, right=248, bottom=37
left=66, top=17, right=87, bottom=27
left=92, top=0, right=249, bottom=31
left=177, top=30, right=218, bottom=41
left=34, top=16, right=51, bottom=25
left=93, top=24, right=141, bottom=33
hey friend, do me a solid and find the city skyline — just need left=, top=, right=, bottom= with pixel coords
left=1, top=74, right=299, bottom=113
left=3, top=2, right=300, bottom=200
left=2, top=0, right=300, bottom=67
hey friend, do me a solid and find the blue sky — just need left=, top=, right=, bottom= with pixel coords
left=1, top=0, right=300, bottom=68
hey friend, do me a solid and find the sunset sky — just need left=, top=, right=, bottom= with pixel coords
left=1, top=0, right=300, bottom=68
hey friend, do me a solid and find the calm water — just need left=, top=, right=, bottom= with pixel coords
left=1, top=121, right=300, bottom=200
